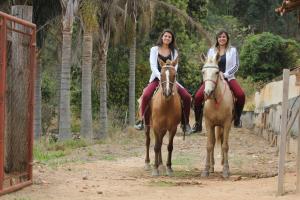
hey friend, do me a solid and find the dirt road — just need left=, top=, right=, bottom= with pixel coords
left=1, top=127, right=299, bottom=200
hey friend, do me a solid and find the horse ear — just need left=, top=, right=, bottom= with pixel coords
left=200, top=53, right=207, bottom=63
left=159, top=59, right=165, bottom=67
left=171, top=57, right=178, bottom=66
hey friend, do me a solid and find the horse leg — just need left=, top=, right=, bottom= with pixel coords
left=158, top=138, right=166, bottom=175
left=210, top=127, right=217, bottom=173
left=166, top=129, right=176, bottom=176
left=202, top=125, right=214, bottom=177
left=152, top=133, right=163, bottom=176
left=144, top=126, right=151, bottom=171
left=222, top=123, right=231, bottom=178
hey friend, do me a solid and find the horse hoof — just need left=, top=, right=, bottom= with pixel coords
left=144, top=163, right=151, bottom=171
left=201, top=171, right=209, bottom=177
left=166, top=168, right=173, bottom=176
left=152, top=169, right=159, bottom=176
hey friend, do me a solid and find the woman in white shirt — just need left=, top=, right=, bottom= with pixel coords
left=134, top=29, right=192, bottom=133
left=192, top=30, right=245, bottom=133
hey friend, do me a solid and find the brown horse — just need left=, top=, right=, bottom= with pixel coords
left=144, top=58, right=181, bottom=176
left=201, top=54, right=234, bottom=178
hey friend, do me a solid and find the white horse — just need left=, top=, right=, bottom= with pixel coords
left=201, top=54, right=234, bottom=178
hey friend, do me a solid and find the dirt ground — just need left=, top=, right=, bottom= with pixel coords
left=1, top=127, right=299, bottom=200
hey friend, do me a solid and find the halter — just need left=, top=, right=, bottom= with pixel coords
left=202, top=65, right=227, bottom=109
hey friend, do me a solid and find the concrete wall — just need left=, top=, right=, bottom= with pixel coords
left=245, top=72, right=300, bottom=154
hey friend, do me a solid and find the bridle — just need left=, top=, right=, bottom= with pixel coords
left=160, top=65, right=176, bottom=87
left=202, top=65, right=227, bottom=109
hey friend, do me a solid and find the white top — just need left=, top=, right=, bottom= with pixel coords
left=149, top=46, right=179, bottom=83
left=207, top=46, right=239, bottom=81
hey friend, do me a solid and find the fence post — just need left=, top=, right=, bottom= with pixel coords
left=297, top=100, right=300, bottom=193
left=277, top=69, right=290, bottom=196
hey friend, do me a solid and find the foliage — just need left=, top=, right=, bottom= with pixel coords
left=187, top=0, right=208, bottom=21
left=239, top=32, right=300, bottom=82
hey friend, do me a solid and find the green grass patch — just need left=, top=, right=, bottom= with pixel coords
left=34, top=146, right=65, bottom=162
left=101, top=155, right=117, bottom=161
left=172, top=155, right=194, bottom=166
left=148, top=180, right=177, bottom=187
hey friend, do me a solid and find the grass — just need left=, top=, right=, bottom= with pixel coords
left=101, top=155, right=117, bottom=161
left=148, top=180, right=177, bottom=187
left=33, top=138, right=88, bottom=165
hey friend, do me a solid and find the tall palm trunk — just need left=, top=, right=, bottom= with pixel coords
left=80, top=33, right=93, bottom=139
left=5, top=5, right=32, bottom=173
left=58, top=31, right=72, bottom=140
left=128, top=24, right=136, bottom=126
left=34, top=51, right=42, bottom=139
left=97, top=33, right=110, bottom=138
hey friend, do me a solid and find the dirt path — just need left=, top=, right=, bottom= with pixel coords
left=1, top=127, right=299, bottom=200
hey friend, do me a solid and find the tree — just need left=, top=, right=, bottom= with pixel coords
left=122, top=0, right=151, bottom=126
left=96, top=0, right=123, bottom=138
left=5, top=0, right=33, bottom=173
left=239, top=32, right=300, bottom=82
left=33, top=0, right=62, bottom=140
left=58, top=0, right=79, bottom=140
left=79, top=0, right=98, bottom=139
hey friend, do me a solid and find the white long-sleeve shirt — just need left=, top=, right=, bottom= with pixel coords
left=149, top=46, right=178, bottom=83
left=207, top=46, right=239, bottom=81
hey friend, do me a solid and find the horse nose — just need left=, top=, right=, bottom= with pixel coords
left=205, top=90, right=212, bottom=97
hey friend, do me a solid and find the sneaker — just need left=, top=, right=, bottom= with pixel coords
left=134, top=120, right=144, bottom=130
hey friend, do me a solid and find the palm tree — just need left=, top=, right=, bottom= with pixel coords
left=79, top=0, right=98, bottom=139
left=58, top=0, right=79, bottom=140
left=95, top=0, right=123, bottom=138
left=33, top=0, right=62, bottom=140
left=122, top=0, right=151, bottom=126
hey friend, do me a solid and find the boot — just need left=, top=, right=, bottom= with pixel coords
left=134, top=120, right=144, bottom=130
left=234, top=105, right=243, bottom=128
left=191, top=104, right=203, bottom=133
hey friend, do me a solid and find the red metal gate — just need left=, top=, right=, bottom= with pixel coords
left=0, top=11, right=36, bottom=195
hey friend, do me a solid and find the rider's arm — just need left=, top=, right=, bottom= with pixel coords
left=149, top=46, right=161, bottom=80
left=224, top=47, right=239, bottom=79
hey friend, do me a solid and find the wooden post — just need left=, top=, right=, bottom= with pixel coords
left=297, top=100, right=300, bottom=193
left=277, top=69, right=290, bottom=196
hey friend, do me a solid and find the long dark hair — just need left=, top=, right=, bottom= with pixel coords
left=215, top=30, right=230, bottom=49
left=156, top=29, right=178, bottom=55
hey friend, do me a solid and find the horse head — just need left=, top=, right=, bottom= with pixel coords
left=159, top=58, right=178, bottom=98
left=202, top=54, right=223, bottom=98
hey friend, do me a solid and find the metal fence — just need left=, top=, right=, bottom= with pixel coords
left=0, top=11, right=36, bottom=195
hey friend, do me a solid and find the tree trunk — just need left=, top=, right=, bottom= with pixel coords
left=80, top=33, right=93, bottom=139
left=5, top=5, right=32, bottom=173
left=34, top=51, right=42, bottom=140
left=96, top=35, right=109, bottom=138
left=128, top=26, right=136, bottom=126
left=58, top=31, right=72, bottom=140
